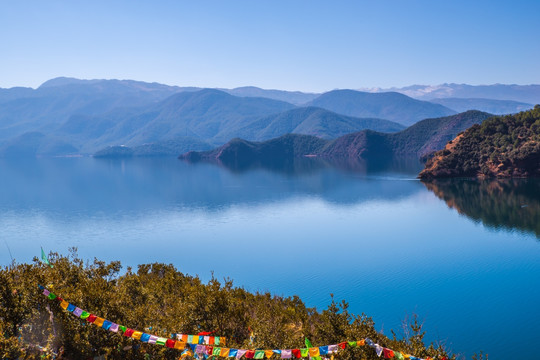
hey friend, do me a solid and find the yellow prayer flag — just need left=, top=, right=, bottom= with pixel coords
left=131, top=331, right=143, bottom=340
left=192, top=335, right=199, bottom=344
left=60, top=300, right=69, bottom=310
left=174, top=341, right=186, bottom=350
left=93, top=317, right=105, bottom=327
left=265, top=350, right=274, bottom=358
left=220, top=348, right=230, bottom=357
left=309, top=347, right=320, bottom=357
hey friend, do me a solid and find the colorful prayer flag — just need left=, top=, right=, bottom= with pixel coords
left=41, top=247, right=53, bottom=268
left=281, top=349, right=292, bottom=359
left=166, top=339, right=176, bottom=348
left=94, top=317, right=105, bottom=327
left=309, top=347, right=320, bottom=357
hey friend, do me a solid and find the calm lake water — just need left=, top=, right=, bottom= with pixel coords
left=1, top=157, right=539, bottom=359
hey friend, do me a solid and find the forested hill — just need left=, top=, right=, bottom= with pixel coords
left=420, top=106, right=540, bottom=178
left=322, top=110, right=491, bottom=159
left=181, top=111, right=492, bottom=164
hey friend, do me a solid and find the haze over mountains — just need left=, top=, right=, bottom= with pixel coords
left=0, top=77, right=538, bottom=158
left=306, top=89, right=456, bottom=126
left=365, top=83, right=540, bottom=103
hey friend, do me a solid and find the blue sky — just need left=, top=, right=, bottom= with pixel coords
left=1, top=0, right=539, bottom=91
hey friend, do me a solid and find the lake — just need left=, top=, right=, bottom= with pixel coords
left=1, top=157, right=538, bottom=359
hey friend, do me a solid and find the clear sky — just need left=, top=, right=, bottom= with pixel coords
left=1, top=0, right=539, bottom=91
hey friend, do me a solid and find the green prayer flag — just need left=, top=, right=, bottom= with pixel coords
left=215, top=336, right=220, bottom=346
left=394, top=352, right=404, bottom=360
left=80, top=311, right=90, bottom=319
left=119, top=325, right=127, bottom=333
left=254, top=350, right=265, bottom=359
left=305, top=338, right=313, bottom=348
left=48, top=293, right=57, bottom=300
left=301, top=348, right=309, bottom=357
left=41, top=247, right=53, bottom=268
left=348, top=341, right=357, bottom=348
left=156, top=337, right=167, bottom=346
left=213, top=348, right=221, bottom=356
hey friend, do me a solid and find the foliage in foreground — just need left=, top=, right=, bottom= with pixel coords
left=1, top=250, right=454, bottom=359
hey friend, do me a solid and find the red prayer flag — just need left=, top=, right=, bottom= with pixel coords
left=383, top=348, right=395, bottom=358
left=123, top=328, right=135, bottom=337
left=87, top=314, right=97, bottom=323
left=338, top=342, right=347, bottom=349
left=292, top=349, right=301, bottom=358
left=209, top=337, right=215, bottom=345
left=166, top=339, right=176, bottom=348
left=245, top=350, right=255, bottom=359
left=206, top=346, right=213, bottom=355
left=182, top=334, right=188, bottom=342
left=198, top=331, right=215, bottom=335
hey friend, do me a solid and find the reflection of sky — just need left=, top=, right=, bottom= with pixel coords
left=1, top=158, right=539, bottom=360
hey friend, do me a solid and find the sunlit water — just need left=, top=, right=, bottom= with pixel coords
left=1, top=157, right=538, bottom=359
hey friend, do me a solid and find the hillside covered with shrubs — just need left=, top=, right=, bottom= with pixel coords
left=420, top=106, right=540, bottom=178
left=1, top=251, right=454, bottom=359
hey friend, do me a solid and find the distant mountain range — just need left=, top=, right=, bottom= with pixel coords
left=0, top=79, right=413, bottom=157
left=306, top=89, right=457, bottom=126
left=428, top=97, right=533, bottom=115
left=366, top=83, right=540, bottom=104
left=180, top=111, right=492, bottom=167
left=0, top=77, right=537, bottom=157
left=222, top=86, right=318, bottom=105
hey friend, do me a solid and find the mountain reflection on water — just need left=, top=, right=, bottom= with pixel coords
left=422, top=178, right=540, bottom=238
left=183, top=154, right=424, bottom=177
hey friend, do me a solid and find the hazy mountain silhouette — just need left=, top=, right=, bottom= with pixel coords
left=429, top=97, right=533, bottom=114
left=232, top=106, right=404, bottom=140
left=0, top=78, right=533, bottom=158
left=307, top=89, right=456, bottom=126
left=224, top=86, right=317, bottom=105
left=378, top=83, right=540, bottom=104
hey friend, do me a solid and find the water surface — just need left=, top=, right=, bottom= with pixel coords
left=1, top=157, right=538, bottom=359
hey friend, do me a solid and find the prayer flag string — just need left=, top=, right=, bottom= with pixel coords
left=38, top=285, right=442, bottom=360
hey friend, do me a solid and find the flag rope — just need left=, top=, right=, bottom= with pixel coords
left=38, top=285, right=443, bottom=360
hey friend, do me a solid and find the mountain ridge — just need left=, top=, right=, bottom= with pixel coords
left=307, top=89, right=456, bottom=126
left=0, top=77, right=535, bottom=158
left=180, top=111, right=493, bottom=165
